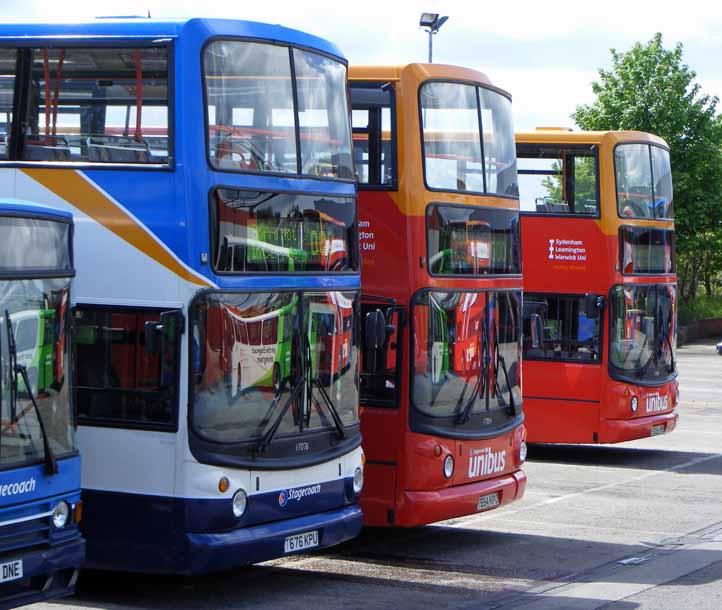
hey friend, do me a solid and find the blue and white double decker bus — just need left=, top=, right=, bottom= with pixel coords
left=0, top=202, right=83, bottom=606
left=0, top=18, right=363, bottom=574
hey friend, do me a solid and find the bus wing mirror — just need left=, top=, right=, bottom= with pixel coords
left=584, top=295, right=604, bottom=319
left=530, top=313, right=543, bottom=349
left=365, top=309, right=387, bottom=350
left=144, top=321, right=162, bottom=353
left=145, top=310, right=184, bottom=354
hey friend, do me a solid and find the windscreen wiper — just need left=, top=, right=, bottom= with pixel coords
left=254, top=377, right=305, bottom=454
left=255, top=323, right=309, bottom=453
left=5, top=310, right=58, bottom=475
left=492, top=319, right=517, bottom=416
left=456, top=316, right=488, bottom=424
left=303, top=329, right=345, bottom=438
left=662, top=332, right=675, bottom=373
left=637, top=317, right=665, bottom=379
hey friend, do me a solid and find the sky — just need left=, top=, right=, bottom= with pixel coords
left=3, top=0, right=722, bottom=129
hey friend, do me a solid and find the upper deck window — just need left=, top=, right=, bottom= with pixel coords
left=9, top=46, right=169, bottom=164
left=615, top=143, right=673, bottom=219
left=426, top=204, right=520, bottom=276
left=517, top=144, right=599, bottom=214
left=210, top=188, right=357, bottom=273
left=351, top=83, right=396, bottom=187
left=204, top=41, right=353, bottom=180
left=420, top=82, right=517, bottom=198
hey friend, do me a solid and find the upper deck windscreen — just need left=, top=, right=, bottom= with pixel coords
left=420, top=82, right=517, bottom=198
left=204, top=41, right=353, bottom=180
left=615, top=143, right=673, bottom=219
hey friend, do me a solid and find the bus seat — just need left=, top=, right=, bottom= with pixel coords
left=87, top=136, right=151, bottom=163
left=549, top=202, right=570, bottom=214
left=23, top=142, right=71, bottom=161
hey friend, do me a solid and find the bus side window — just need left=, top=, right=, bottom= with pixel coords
left=75, top=306, right=181, bottom=430
left=522, top=294, right=601, bottom=363
left=350, top=83, right=396, bottom=187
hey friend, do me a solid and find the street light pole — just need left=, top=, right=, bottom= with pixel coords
left=419, top=13, right=449, bottom=63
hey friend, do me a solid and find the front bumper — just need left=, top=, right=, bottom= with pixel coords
left=394, top=469, right=527, bottom=527
left=599, top=410, right=678, bottom=443
left=0, top=537, right=84, bottom=610
left=185, top=504, right=362, bottom=574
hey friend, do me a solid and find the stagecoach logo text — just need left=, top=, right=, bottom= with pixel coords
left=0, top=478, right=36, bottom=497
left=468, top=448, right=506, bottom=478
left=645, top=393, right=669, bottom=413
left=278, top=483, right=322, bottom=507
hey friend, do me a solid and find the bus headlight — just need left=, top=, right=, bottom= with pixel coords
left=519, top=441, right=528, bottom=463
left=353, top=467, right=364, bottom=495
left=232, top=489, right=248, bottom=518
left=52, top=501, right=70, bottom=528
left=631, top=396, right=638, bottom=413
left=443, top=454, right=454, bottom=479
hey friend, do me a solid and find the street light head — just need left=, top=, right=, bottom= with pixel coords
left=419, top=12, right=439, bottom=28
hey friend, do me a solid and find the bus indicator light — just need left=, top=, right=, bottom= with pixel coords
left=74, top=501, right=83, bottom=524
left=631, top=396, right=638, bottom=413
left=219, top=477, right=230, bottom=493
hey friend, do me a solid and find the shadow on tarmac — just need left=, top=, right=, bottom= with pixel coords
left=61, top=525, right=722, bottom=610
left=527, top=444, right=722, bottom=475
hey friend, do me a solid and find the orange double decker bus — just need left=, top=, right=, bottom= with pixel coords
left=517, top=129, right=679, bottom=443
left=350, top=64, right=527, bottom=527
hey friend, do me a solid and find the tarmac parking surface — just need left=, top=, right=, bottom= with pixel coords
left=36, top=339, right=722, bottom=610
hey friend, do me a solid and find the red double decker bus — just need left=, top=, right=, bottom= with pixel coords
left=517, top=129, right=679, bottom=443
left=350, top=64, right=527, bottom=527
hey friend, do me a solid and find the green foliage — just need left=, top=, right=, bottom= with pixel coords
left=573, top=33, right=722, bottom=301
left=539, top=157, right=598, bottom=212
left=678, top=295, right=722, bottom=325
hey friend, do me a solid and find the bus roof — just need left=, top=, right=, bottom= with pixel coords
left=515, top=129, right=669, bottom=149
left=0, top=199, right=72, bottom=222
left=349, top=63, right=502, bottom=95
left=0, top=18, right=346, bottom=62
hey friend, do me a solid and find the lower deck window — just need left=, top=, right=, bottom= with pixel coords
left=74, top=306, right=181, bottom=429
left=523, top=293, right=601, bottom=362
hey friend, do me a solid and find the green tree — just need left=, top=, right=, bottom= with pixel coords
left=573, top=33, right=722, bottom=301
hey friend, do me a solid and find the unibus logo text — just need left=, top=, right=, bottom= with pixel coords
left=468, top=448, right=506, bottom=478
left=645, top=393, right=669, bottom=413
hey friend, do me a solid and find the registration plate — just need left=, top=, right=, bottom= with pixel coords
left=284, top=530, right=319, bottom=553
left=0, top=560, right=22, bottom=583
left=651, top=424, right=666, bottom=436
left=477, top=493, right=500, bottom=512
